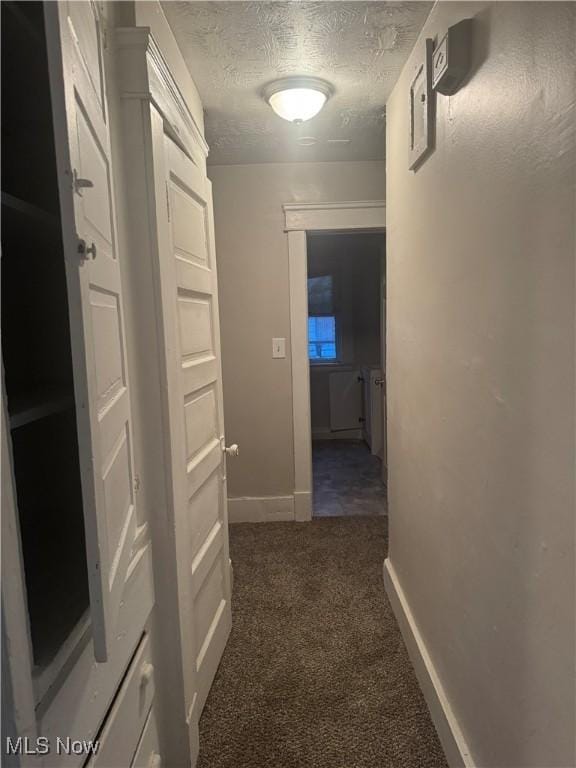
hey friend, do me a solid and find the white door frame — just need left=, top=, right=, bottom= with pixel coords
left=283, top=201, right=386, bottom=522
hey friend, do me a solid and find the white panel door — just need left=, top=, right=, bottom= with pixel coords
left=45, top=1, right=137, bottom=662
left=155, top=130, right=232, bottom=723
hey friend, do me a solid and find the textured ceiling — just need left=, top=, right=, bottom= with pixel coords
left=162, top=1, right=432, bottom=165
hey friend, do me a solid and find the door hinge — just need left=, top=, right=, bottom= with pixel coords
left=165, top=184, right=171, bottom=222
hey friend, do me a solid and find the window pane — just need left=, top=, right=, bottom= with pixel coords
left=308, top=316, right=336, bottom=360
left=308, top=275, right=333, bottom=315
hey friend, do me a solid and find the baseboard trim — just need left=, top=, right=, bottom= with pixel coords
left=383, top=559, right=475, bottom=768
left=228, top=495, right=295, bottom=523
left=293, top=490, right=312, bottom=522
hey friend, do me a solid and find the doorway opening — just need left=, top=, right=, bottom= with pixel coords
left=284, top=200, right=386, bottom=521
left=307, top=231, right=387, bottom=517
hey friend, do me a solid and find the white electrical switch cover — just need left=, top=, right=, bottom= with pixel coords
left=272, top=338, right=286, bottom=358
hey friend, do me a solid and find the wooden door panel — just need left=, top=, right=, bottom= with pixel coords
left=191, top=517, right=229, bottom=711
left=186, top=441, right=222, bottom=499
left=97, top=383, right=130, bottom=461
left=162, top=132, right=232, bottom=722
left=188, top=472, right=221, bottom=562
left=193, top=536, right=225, bottom=647
left=102, top=425, right=133, bottom=570
left=90, top=289, right=125, bottom=412
left=65, top=1, right=107, bottom=150
left=46, top=0, right=137, bottom=661
left=182, top=358, right=219, bottom=394
left=171, top=185, right=209, bottom=266
left=177, top=261, right=212, bottom=295
left=177, top=293, right=214, bottom=359
left=184, top=387, right=219, bottom=460
left=66, top=1, right=106, bottom=118
left=75, top=107, right=114, bottom=248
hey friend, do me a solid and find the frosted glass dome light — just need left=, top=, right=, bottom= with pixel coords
left=268, top=88, right=327, bottom=123
left=263, top=77, right=333, bottom=123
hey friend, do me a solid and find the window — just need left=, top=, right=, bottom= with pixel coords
left=308, top=316, right=337, bottom=360
left=308, top=275, right=337, bottom=361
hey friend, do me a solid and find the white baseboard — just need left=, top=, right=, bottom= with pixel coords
left=293, top=490, right=312, bottom=522
left=228, top=495, right=295, bottom=523
left=312, top=428, right=363, bottom=441
left=383, top=559, right=475, bottom=768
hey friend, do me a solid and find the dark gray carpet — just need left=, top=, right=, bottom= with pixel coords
left=198, top=518, right=447, bottom=768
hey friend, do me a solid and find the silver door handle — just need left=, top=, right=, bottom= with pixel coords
left=374, top=378, right=385, bottom=386
left=223, top=443, right=239, bottom=457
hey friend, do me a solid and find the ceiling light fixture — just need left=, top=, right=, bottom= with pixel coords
left=263, top=77, right=333, bottom=123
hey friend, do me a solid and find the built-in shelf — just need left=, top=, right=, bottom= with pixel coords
left=32, top=611, right=91, bottom=706
left=9, top=389, right=75, bottom=430
left=2, top=0, right=91, bottom=683
left=1, top=2, right=43, bottom=44
left=1, top=191, right=59, bottom=229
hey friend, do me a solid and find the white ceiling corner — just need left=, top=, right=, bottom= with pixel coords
left=161, top=1, right=433, bottom=165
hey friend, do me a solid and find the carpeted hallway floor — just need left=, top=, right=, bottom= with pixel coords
left=198, top=517, right=448, bottom=768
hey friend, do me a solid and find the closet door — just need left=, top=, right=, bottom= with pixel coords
left=156, top=130, right=232, bottom=718
left=45, top=1, right=137, bottom=662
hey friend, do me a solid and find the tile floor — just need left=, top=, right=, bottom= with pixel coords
left=312, top=439, right=387, bottom=517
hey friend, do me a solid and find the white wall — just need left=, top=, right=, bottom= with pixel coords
left=385, top=3, right=575, bottom=767
left=209, top=161, right=385, bottom=498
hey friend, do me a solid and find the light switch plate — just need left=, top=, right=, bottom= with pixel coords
left=272, top=338, right=286, bottom=358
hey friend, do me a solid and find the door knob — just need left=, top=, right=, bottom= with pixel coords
left=78, top=238, right=97, bottom=261
left=223, top=443, right=239, bottom=457
left=140, top=661, right=154, bottom=686
left=374, top=378, right=385, bottom=386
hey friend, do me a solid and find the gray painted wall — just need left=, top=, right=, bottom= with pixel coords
left=209, top=161, right=385, bottom=498
left=386, top=2, right=575, bottom=766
